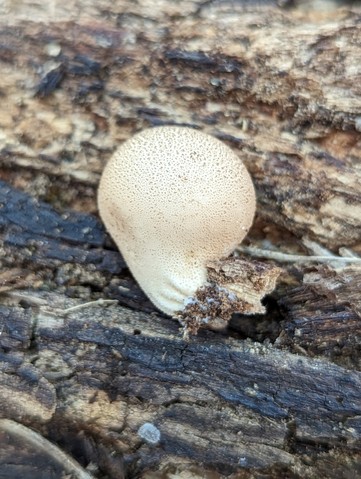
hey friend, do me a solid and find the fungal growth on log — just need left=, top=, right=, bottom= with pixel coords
left=98, top=126, right=280, bottom=335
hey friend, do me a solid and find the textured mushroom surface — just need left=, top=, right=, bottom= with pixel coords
left=98, top=126, right=256, bottom=316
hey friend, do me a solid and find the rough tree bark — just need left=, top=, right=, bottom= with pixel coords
left=0, top=1, right=361, bottom=478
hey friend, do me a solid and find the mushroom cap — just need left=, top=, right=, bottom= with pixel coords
left=98, top=126, right=256, bottom=316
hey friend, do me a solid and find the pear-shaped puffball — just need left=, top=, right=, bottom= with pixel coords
left=98, top=126, right=256, bottom=316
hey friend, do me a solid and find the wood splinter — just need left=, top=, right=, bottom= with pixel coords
left=177, top=257, right=282, bottom=336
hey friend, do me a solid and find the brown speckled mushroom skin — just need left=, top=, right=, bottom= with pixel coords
left=98, top=126, right=255, bottom=316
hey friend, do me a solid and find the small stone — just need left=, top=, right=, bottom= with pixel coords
left=45, top=43, right=62, bottom=57
left=138, top=423, right=161, bottom=445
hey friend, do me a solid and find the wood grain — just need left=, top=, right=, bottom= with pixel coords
left=0, top=1, right=361, bottom=478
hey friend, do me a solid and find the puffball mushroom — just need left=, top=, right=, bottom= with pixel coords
left=98, top=126, right=256, bottom=317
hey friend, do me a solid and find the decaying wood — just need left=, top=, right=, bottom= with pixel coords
left=1, top=290, right=361, bottom=478
left=279, top=266, right=361, bottom=359
left=179, top=259, right=281, bottom=335
left=1, top=1, right=361, bottom=478
left=1, top=153, right=361, bottom=479
left=0, top=419, right=96, bottom=479
left=1, top=2, right=360, bottom=248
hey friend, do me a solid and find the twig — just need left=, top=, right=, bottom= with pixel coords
left=59, top=299, right=118, bottom=316
left=237, top=246, right=361, bottom=264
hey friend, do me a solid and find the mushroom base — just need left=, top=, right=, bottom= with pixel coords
left=176, top=257, right=282, bottom=337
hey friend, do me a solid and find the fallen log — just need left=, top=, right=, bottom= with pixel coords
left=1, top=1, right=361, bottom=478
